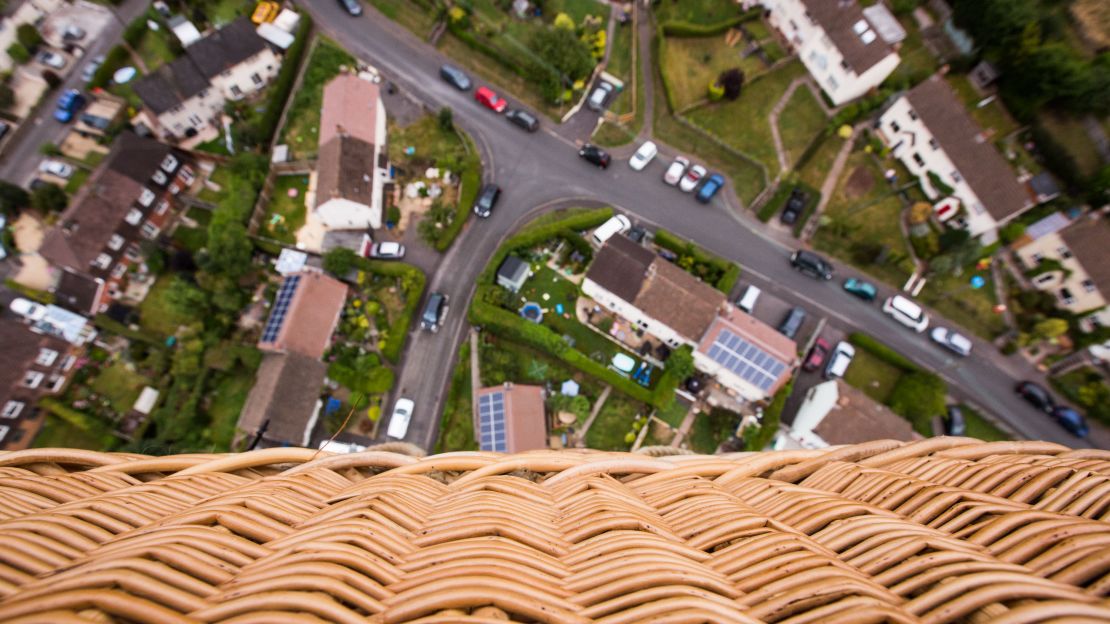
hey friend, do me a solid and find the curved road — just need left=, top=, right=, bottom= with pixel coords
left=304, top=2, right=1106, bottom=451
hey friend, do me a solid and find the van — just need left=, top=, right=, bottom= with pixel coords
left=421, top=292, right=447, bottom=332
left=592, top=214, right=631, bottom=246
left=778, top=306, right=806, bottom=339
left=882, top=295, right=929, bottom=332
left=736, top=285, right=761, bottom=314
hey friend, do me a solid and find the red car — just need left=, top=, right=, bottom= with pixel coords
left=802, top=338, right=830, bottom=372
left=475, top=86, right=507, bottom=113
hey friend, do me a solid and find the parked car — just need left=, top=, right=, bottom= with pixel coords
left=439, top=64, right=471, bottom=90
left=592, top=214, right=631, bottom=246
left=387, top=398, right=413, bottom=439
left=472, top=183, right=501, bottom=218
left=10, top=297, right=47, bottom=321
left=421, top=292, right=448, bottom=332
left=695, top=173, right=725, bottom=203
left=777, top=306, right=806, bottom=339
left=506, top=109, right=538, bottom=132
left=0, top=121, right=9, bottom=142
left=780, top=187, right=807, bottom=225
left=930, top=326, right=972, bottom=356
left=679, top=164, right=706, bottom=192
left=663, top=156, right=689, bottom=186
left=474, top=86, right=507, bottom=113
left=53, top=89, right=86, bottom=123
left=62, top=25, right=86, bottom=41
left=790, top=250, right=833, bottom=280
left=824, top=341, right=855, bottom=379
left=803, top=337, right=830, bottom=372
left=882, top=295, right=929, bottom=333
left=36, top=50, right=65, bottom=69
left=1051, top=406, right=1090, bottom=437
left=1015, top=381, right=1055, bottom=413
left=629, top=141, right=658, bottom=171
left=736, top=285, right=760, bottom=314
left=80, top=54, right=105, bottom=83
left=842, top=277, right=877, bottom=301
left=626, top=225, right=647, bottom=243
left=586, top=81, right=614, bottom=111
left=369, top=241, right=405, bottom=259
left=39, top=160, right=74, bottom=179
left=338, top=0, right=363, bottom=16
left=578, top=143, right=610, bottom=169
left=944, top=405, right=967, bottom=436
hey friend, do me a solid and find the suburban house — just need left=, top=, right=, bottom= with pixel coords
left=312, top=73, right=389, bottom=231
left=133, top=17, right=281, bottom=143
left=876, top=74, right=1035, bottom=242
left=236, top=269, right=348, bottom=448
left=0, top=318, right=77, bottom=450
left=496, top=255, right=532, bottom=293
left=0, top=0, right=64, bottom=72
left=39, top=133, right=195, bottom=315
left=1015, top=212, right=1110, bottom=331
left=747, top=0, right=902, bottom=105
left=773, top=379, right=917, bottom=449
left=695, top=306, right=797, bottom=403
left=475, top=383, right=547, bottom=453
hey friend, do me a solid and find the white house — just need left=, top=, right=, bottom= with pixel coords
left=773, top=379, right=916, bottom=449
left=133, top=17, right=281, bottom=143
left=876, top=75, right=1034, bottom=242
left=312, top=73, right=389, bottom=230
left=748, top=0, right=901, bottom=105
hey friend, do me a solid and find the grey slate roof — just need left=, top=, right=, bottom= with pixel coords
left=497, top=255, right=530, bottom=284
left=187, top=17, right=268, bottom=79
left=800, top=0, right=894, bottom=74
left=133, top=57, right=210, bottom=115
left=585, top=235, right=654, bottom=303
left=237, top=352, right=327, bottom=447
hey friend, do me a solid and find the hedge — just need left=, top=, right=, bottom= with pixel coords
left=38, top=397, right=117, bottom=447
left=352, top=258, right=426, bottom=363
left=4, top=279, right=54, bottom=304
left=477, top=207, right=613, bottom=285
left=847, top=332, right=922, bottom=373
left=94, top=314, right=165, bottom=345
left=652, top=229, right=741, bottom=293
left=659, top=9, right=761, bottom=37
left=434, top=155, right=481, bottom=252
left=446, top=22, right=530, bottom=81
left=655, top=28, right=678, bottom=113
left=251, top=13, right=313, bottom=147
left=88, top=45, right=134, bottom=89
left=745, top=377, right=793, bottom=450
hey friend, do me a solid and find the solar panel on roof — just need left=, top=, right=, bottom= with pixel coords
left=260, top=275, right=301, bottom=343
left=478, top=391, right=508, bottom=452
left=709, top=329, right=787, bottom=392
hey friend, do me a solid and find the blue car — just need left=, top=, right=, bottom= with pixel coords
left=1051, top=406, right=1089, bottom=437
left=842, top=277, right=877, bottom=301
left=53, top=89, right=86, bottom=123
left=695, top=173, right=725, bottom=203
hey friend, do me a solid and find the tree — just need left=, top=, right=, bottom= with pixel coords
left=200, top=209, right=252, bottom=279
left=529, top=26, right=594, bottom=100
left=1031, top=318, right=1068, bottom=343
left=323, top=247, right=357, bottom=277
left=999, top=222, right=1026, bottom=245
left=0, top=83, right=13, bottom=111
left=0, top=181, right=29, bottom=216
left=909, top=202, right=932, bottom=225
left=6, top=43, right=29, bottom=64
left=30, top=183, right=67, bottom=212
left=437, top=107, right=453, bottom=132
left=16, top=24, right=42, bottom=51
left=717, top=68, right=744, bottom=101
left=665, top=345, right=695, bottom=380
left=888, top=372, right=947, bottom=429
left=164, top=276, right=209, bottom=317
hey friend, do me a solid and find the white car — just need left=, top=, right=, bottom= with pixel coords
left=882, top=295, right=929, bottom=333
left=587, top=82, right=614, bottom=111
left=824, top=341, right=855, bottom=379
left=663, top=156, right=689, bottom=185
left=591, top=214, right=631, bottom=246
left=679, top=164, right=707, bottom=192
left=39, top=160, right=74, bottom=179
left=81, top=55, right=105, bottom=82
left=10, top=297, right=47, bottom=322
left=36, top=50, right=66, bottom=70
left=369, top=241, right=405, bottom=259
left=628, top=141, right=658, bottom=171
left=387, top=398, right=414, bottom=439
left=930, top=326, right=972, bottom=357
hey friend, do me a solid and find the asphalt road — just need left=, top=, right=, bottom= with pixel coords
left=0, top=0, right=150, bottom=187
left=304, top=1, right=1108, bottom=452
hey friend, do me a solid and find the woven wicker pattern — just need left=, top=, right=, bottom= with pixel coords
left=1, top=440, right=1110, bottom=622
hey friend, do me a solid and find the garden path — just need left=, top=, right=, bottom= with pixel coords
left=575, top=385, right=612, bottom=446
left=799, top=122, right=864, bottom=242
left=669, top=402, right=700, bottom=448
left=469, top=328, right=481, bottom=435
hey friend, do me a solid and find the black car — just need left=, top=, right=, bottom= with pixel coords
left=578, top=144, right=610, bottom=169
left=1015, top=381, right=1055, bottom=413
left=944, top=405, right=966, bottom=436
left=777, top=306, right=806, bottom=339
left=506, top=109, right=539, bottom=132
left=780, top=187, right=807, bottom=225
left=338, top=0, right=362, bottom=15
left=472, top=183, right=501, bottom=218
left=790, top=250, right=833, bottom=280
left=439, top=64, right=471, bottom=90
left=626, top=225, right=647, bottom=243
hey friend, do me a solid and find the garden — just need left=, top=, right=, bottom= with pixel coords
left=591, top=18, right=641, bottom=147
left=279, top=38, right=358, bottom=159
left=258, top=175, right=309, bottom=244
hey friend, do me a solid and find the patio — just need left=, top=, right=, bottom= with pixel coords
left=575, top=296, right=668, bottom=366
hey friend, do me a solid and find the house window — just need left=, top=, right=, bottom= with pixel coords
left=22, top=371, right=44, bottom=389
left=178, top=167, right=196, bottom=185
left=1059, top=288, right=1075, bottom=305
left=188, top=114, right=203, bottom=127
left=912, top=153, right=925, bottom=167
left=1057, top=245, right=1073, bottom=259
left=230, top=85, right=242, bottom=97
left=155, top=199, right=170, bottom=215
left=1, top=401, right=24, bottom=419
left=1031, top=252, right=1045, bottom=263
left=36, top=348, right=58, bottom=366
left=61, top=355, right=76, bottom=371
left=250, top=72, right=263, bottom=85
left=107, top=234, right=125, bottom=251
left=140, top=222, right=160, bottom=240
left=48, top=375, right=65, bottom=392
left=951, top=170, right=962, bottom=184
left=908, top=109, right=918, bottom=120
left=111, top=262, right=128, bottom=278
left=93, top=253, right=112, bottom=270
left=138, top=188, right=156, bottom=207
left=840, top=59, right=850, bottom=71
left=929, top=138, right=939, bottom=150
left=161, top=154, right=179, bottom=173
left=0, top=425, right=9, bottom=442
left=826, top=75, right=839, bottom=92
left=890, top=120, right=901, bottom=133
left=125, top=208, right=143, bottom=225
left=1083, top=279, right=1096, bottom=293
left=125, top=244, right=142, bottom=262
left=1034, top=273, right=1054, bottom=286
left=151, top=170, right=168, bottom=185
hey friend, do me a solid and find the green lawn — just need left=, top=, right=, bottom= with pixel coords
left=1039, top=112, right=1105, bottom=176
left=843, top=349, right=904, bottom=404
left=64, top=168, right=90, bottom=195
left=33, top=413, right=115, bottom=450
left=89, top=362, right=151, bottom=414
left=280, top=38, right=357, bottom=159
left=135, top=28, right=177, bottom=71
left=812, top=150, right=917, bottom=288
left=198, top=166, right=232, bottom=204
left=173, top=226, right=206, bottom=253
left=796, top=133, right=844, bottom=189
left=656, top=398, right=688, bottom=427
left=778, top=86, right=827, bottom=167
left=661, top=35, right=768, bottom=111
left=917, top=271, right=1007, bottom=340
left=585, top=393, right=648, bottom=450
left=946, top=75, right=1018, bottom=139
left=546, top=0, right=607, bottom=23
left=688, top=408, right=738, bottom=454
left=204, top=0, right=252, bottom=25
left=259, top=175, right=309, bottom=244
left=655, top=0, right=744, bottom=26
left=139, top=275, right=197, bottom=337
left=194, top=133, right=232, bottom=157
left=366, top=0, right=439, bottom=37
left=436, top=343, right=477, bottom=453
left=206, top=366, right=257, bottom=449
left=388, top=115, right=469, bottom=170
left=958, top=403, right=1009, bottom=441
left=685, top=61, right=808, bottom=177
left=594, top=21, right=642, bottom=147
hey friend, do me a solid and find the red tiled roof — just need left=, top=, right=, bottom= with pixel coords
left=259, top=269, right=348, bottom=359
left=476, top=383, right=547, bottom=453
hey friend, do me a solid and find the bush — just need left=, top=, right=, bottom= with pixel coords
left=351, top=258, right=426, bottom=363
left=718, top=68, right=744, bottom=101
left=16, top=24, right=42, bottom=51
left=4, top=279, right=54, bottom=304
left=438, top=107, right=453, bottom=131
left=7, top=43, right=29, bottom=65
left=30, top=183, right=67, bottom=212
left=888, top=372, right=947, bottom=433
left=848, top=332, right=922, bottom=373
left=432, top=156, right=481, bottom=252
left=323, top=247, right=357, bottom=277
left=659, top=9, right=759, bottom=37
left=652, top=229, right=740, bottom=293
left=999, top=222, right=1027, bottom=245
left=88, top=46, right=131, bottom=89
left=707, top=81, right=724, bottom=101
left=41, top=70, right=61, bottom=89
left=248, top=14, right=312, bottom=147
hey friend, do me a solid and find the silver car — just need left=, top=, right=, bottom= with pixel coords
left=587, top=82, right=613, bottom=111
